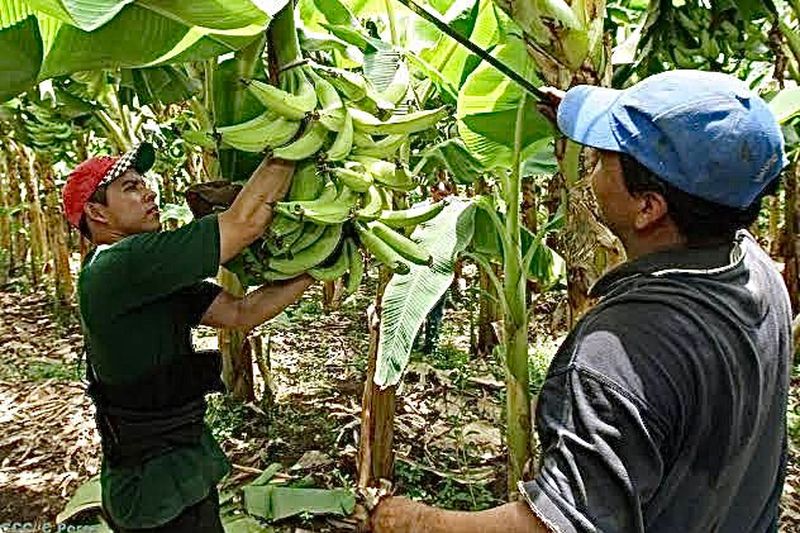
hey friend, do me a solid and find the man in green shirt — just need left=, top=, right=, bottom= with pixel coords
left=62, top=143, right=313, bottom=532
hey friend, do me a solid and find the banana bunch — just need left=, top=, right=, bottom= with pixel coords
left=224, top=160, right=446, bottom=288
left=190, top=60, right=450, bottom=288
left=21, top=107, right=73, bottom=150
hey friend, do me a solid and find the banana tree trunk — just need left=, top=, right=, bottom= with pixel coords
left=520, top=5, right=623, bottom=325
left=358, top=268, right=396, bottom=487
left=7, top=156, right=26, bottom=279
left=475, top=178, right=501, bottom=356
left=40, top=159, right=74, bottom=306
left=18, top=146, right=46, bottom=287
left=503, top=98, right=532, bottom=496
left=0, top=149, right=12, bottom=283
left=769, top=195, right=781, bottom=257
left=783, top=158, right=799, bottom=313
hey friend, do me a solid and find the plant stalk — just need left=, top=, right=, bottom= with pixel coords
left=269, top=2, right=303, bottom=69
left=503, top=94, right=532, bottom=496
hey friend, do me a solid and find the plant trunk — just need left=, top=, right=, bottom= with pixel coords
left=218, top=268, right=255, bottom=401
left=769, top=195, right=782, bottom=256
left=0, top=150, right=11, bottom=283
left=783, top=158, right=799, bottom=313
left=536, top=46, right=623, bottom=326
left=268, top=3, right=302, bottom=70
left=358, top=269, right=396, bottom=487
left=7, top=155, right=26, bottom=279
left=503, top=98, right=532, bottom=497
left=18, top=147, right=46, bottom=287
left=40, top=160, right=74, bottom=305
left=477, top=264, right=501, bottom=357
left=323, top=279, right=344, bottom=311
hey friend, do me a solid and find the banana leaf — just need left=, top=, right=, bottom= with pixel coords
left=243, top=485, right=355, bottom=521
left=456, top=34, right=553, bottom=168
left=769, top=87, right=800, bottom=125
left=120, top=65, right=201, bottom=106
left=419, top=0, right=500, bottom=93
left=0, top=0, right=286, bottom=102
left=470, top=198, right=564, bottom=286
left=375, top=198, right=476, bottom=387
left=56, top=475, right=102, bottom=524
left=414, top=138, right=484, bottom=183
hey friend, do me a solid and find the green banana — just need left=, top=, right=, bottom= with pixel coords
left=349, top=106, right=447, bottom=135
left=676, top=11, right=700, bottom=34
left=260, top=268, right=303, bottom=282
left=309, top=241, right=350, bottom=281
left=353, top=157, right=416, bottom=191
left=315, top=64, right=368, bottom=101
left=272, top=120, right=328, bottom=160
left=309, top=69, right=344, bottom=112
left=276, top=185, right=358, bottom=225
left=354, top=185, right=384, bottom=221
left=245, top=70, right=316, bottom=121
left=354, top=222, right=410, bottom=275
left=378, top=200, right=445, bottom=228
left=182, top=130, right=217, bottom=149
left=355, top=87, right=395, bottom=116
left=352, top=132, right=407, bottom=158
left=325, top=110, right=354, bottom=161
left=288, top=161, right=325, bottom=201
left=380, top=61, right=410, bottom=105
left=266, top=222, right=304, bottom=256
left=268, top=214, right=305, bottom=239
left=269, top=223, right=343, bottom=275
left=344, top=238, right=364, bottom=295
left=217, top=112, right=301, bottom=152
left=319, top=107, right=346, bottom=131
left=368, top=221, right=432, bottom=266
left=332, top=167, right=373, bottom=193
left=288, top=222, right=327, bottom=254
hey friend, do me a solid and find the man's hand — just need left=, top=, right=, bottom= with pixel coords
left=536, top=86, right=566, bottom=127
left=217, top=157, right=295, bottom=264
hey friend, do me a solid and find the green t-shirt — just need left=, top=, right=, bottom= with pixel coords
left=78, top=214, right=231, bottom=529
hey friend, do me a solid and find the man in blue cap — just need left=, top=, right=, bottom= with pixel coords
left=366, top=70, right=792, bottom=532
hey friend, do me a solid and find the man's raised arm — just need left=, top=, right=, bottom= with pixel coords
left=217, top=157, right=295, bottom=264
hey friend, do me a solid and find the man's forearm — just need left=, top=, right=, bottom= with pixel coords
left=229, top=156, right=294, bottom=221
left=370, top=498, right=548, bottom=533
left=236, top=274, right=314, bottom=331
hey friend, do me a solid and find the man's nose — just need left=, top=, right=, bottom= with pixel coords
left=145, top=188, right=157, bottom=202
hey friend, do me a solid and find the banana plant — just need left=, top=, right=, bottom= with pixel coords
left=0, top=0, right=287, bottom=103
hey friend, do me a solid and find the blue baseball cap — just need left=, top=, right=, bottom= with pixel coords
left=556, top=70, right=788, bottom=208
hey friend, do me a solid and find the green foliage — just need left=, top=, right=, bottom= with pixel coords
left=394, top=461, right=500, bottom=511
left=376, top=199, right=476, bottom=387
left=0, top=0, right=281, bottom=102
left=456, top=34, right=552, bottom=168
left=206, top=393, right=251, bottom=442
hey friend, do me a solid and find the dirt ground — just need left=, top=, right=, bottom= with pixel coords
left=1, top=278, right=799, bottom=531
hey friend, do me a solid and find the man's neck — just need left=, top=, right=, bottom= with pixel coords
left=623, top=223, right=686, bottom=262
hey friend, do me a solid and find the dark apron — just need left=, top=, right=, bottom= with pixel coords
left=85, top=349, right=225, bottom=467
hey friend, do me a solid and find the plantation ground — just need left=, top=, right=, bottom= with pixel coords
left=1, top=269, right=799, bottom=530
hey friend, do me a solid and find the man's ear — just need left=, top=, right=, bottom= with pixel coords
left=633, top=191, right=669, bottom=230
left=84, top=202, right=109, bottom=225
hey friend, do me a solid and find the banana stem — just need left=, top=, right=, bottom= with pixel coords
left=269, top=2, right=303, bottom=69
left=503, top=94, right=532, bottom=497
left=94, top=109, right=130, bottom=153
left=233, top=33, right=267, bottom=123
left=385, top=0, right=400, bottom=46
